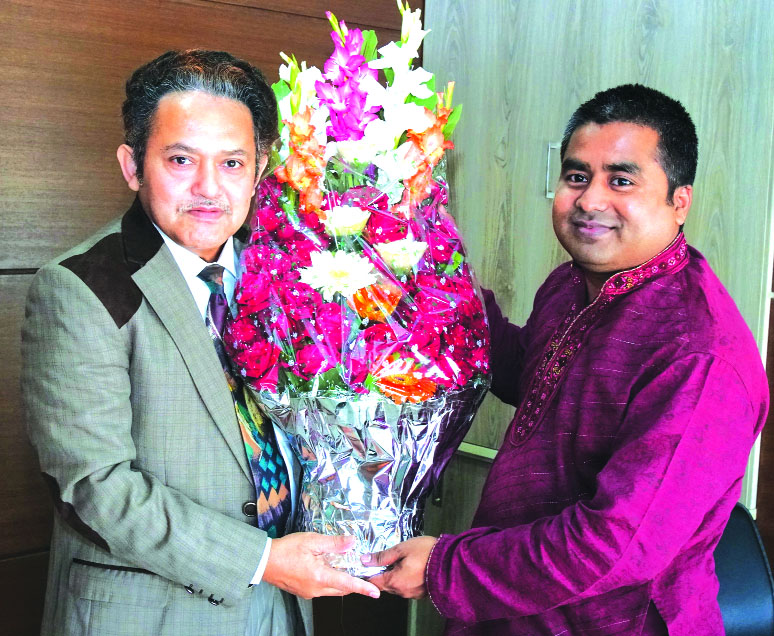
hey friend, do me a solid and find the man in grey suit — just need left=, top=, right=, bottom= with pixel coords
left=22, top=49, right=379, bottom=636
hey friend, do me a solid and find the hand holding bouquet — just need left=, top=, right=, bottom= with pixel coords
left=225, top=2, right=490, bottom=576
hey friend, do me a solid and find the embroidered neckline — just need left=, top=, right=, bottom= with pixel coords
left=599, top=232, right=689, bottom=297
left=508, top=232, right=689, bottom=447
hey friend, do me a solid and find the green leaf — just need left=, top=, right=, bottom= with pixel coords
left=407, top=92, right=437, bottom=110
left=272, top=80, right=291, bottom=101
left=361, top=30, right=379, bottom=61
left=383, top=67, right=395, bottom=86
left=443, top=104, right=463, bottom=138
left=364, top=373, right=378, bottom=392
left=445, top=251, right=465, bottom=274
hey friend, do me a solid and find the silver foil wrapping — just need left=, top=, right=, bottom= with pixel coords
left=254, top=380, right=489, bottom=577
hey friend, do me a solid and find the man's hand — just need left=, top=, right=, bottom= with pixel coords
left=262, top=533, right=380, bottom=599
left=363, top=536, right=438, bottom=599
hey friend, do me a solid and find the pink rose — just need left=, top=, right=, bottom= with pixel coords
left=276, top=282, right=322, bottom=321
left=254, top=204, right=283, bottom=232
left=224, top=317, right=260, bottom=353
left=276, top=222, right=296, bottom=241
left=364, top=209, right=408, bottom=244
left=313, top=302, right=351, bottom=352
left=295, top=343, right=338, bottom=376
left=233, top=339, right=281, bottom=392
left=234, top=272, right=272, bottom=313
left=284, top=234, right=322, bottom=269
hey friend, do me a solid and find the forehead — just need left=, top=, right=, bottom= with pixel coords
left=149, top=91, right=255, bottom=148
left=564, top=122, right=661, bottom=167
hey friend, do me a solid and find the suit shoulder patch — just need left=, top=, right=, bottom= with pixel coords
left=60, top=233, right=142, bottom=329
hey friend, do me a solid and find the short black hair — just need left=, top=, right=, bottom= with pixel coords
left=560, top=84, right=697, bottom=202
left=122, top=49, right=278, bottom=180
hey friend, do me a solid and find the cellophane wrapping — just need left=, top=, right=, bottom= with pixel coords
left=224, top=5, right=491, bottom=576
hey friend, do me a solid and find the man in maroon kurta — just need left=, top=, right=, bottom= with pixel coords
left=366, top=85, right=769, bottom=635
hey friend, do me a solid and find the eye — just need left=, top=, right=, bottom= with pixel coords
left=171, top=156, right=192, bottom=165
left=611, top=176, right=633, bottom=187
left=565, top=173, right=588, bottom=184
left=224, top=159, right=243, bottom=169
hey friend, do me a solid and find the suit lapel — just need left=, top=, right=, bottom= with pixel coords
left=122, top=199, right=252, bottom=482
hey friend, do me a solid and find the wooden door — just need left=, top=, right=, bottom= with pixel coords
left=411, top=1, right=774, bottom=633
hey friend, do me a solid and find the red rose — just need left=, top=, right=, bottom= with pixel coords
left=276, top=282, right=323, bottom=321
left=233, top=339, right=281, bottom=392
left=295, top=342, right=338, bottom=376
left=234, top=272, right=272, bottom=313
left=364, top=209, right=409, bottom=244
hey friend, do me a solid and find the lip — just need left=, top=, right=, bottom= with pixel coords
left=186, top=207, right=225, bottom=220
left=571, top=219, right=614, bottom=238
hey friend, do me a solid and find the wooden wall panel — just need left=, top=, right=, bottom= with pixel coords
left=0, top=2, right=415, bottom=634
left=214, top=0, right=412, bottom=29
left=0, top=275, right=52, bottom=558
left=408, top=454, right=491, bottom=636
left=756, top=300, right=774, bottom=555
left=0, top=551, right=49, bottom=636
left=424, top=0, right=774, bottom=485
left=0, top=0, right=402, bottom=269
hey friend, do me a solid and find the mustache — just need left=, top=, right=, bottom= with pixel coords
left=177, top=199, right=231, bottom=214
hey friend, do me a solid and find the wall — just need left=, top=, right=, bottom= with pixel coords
left=0, top=1, right=409, bottom=633
left=411, top=0, right=774, bottom=633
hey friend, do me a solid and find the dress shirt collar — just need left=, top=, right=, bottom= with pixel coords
left=152, top=223, right=238, bottom=318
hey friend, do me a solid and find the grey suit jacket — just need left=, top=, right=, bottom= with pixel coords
left=22, top=198, right=312, bottom=635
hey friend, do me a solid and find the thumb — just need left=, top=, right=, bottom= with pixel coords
left=314, top=533, right=357, bottom=554
left=361, top=544, right=401, bottom=568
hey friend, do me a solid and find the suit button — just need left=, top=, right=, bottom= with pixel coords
left=208, top=594, right=223, bottom=606
left=242, top=501, right=257, bottom=517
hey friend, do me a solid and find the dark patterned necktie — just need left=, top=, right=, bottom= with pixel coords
left=198, top=264, right=291, bottom=538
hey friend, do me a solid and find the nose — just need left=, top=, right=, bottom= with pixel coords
left=192, top=161, right=221, bottom=200
left=575, top=177, right=608, bottom=213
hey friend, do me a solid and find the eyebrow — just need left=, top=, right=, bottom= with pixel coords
left=561, top=158, right=590, bottom=173
left=560, top=158, right=641, bottom=175
left=161, top=143, right=249, bottom=156
left=604, top=161, right=640, bottom=175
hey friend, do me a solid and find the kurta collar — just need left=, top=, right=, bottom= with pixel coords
left=597, top=232, right=690, bottom=297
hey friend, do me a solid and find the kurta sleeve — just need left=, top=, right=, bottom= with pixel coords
left=22, top=264, right=266, bottom=605
left=484, top=289, right=529, bottom=406
left=425, top=353, right=760, bottom=623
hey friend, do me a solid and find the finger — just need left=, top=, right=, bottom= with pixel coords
left=322, top=569, right=381, bottom=598
left=361, top=545, right=401, bottom=568
left=314, top=533, right=357, bottom=554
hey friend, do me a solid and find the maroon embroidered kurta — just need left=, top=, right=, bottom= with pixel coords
left=426, top=235, right=768, bottom=635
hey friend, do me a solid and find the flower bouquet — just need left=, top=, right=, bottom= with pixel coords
left=225, top=2, right=491, bottom=576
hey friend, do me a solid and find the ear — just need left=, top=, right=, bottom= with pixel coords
left=254, top=153, right=270, bottom=189
left=672, top=184, right=692, bottom=225
left=116, top=144, right=141, bottom=192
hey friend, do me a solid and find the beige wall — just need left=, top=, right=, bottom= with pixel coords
left=411, top=1, right=774, bottom=633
